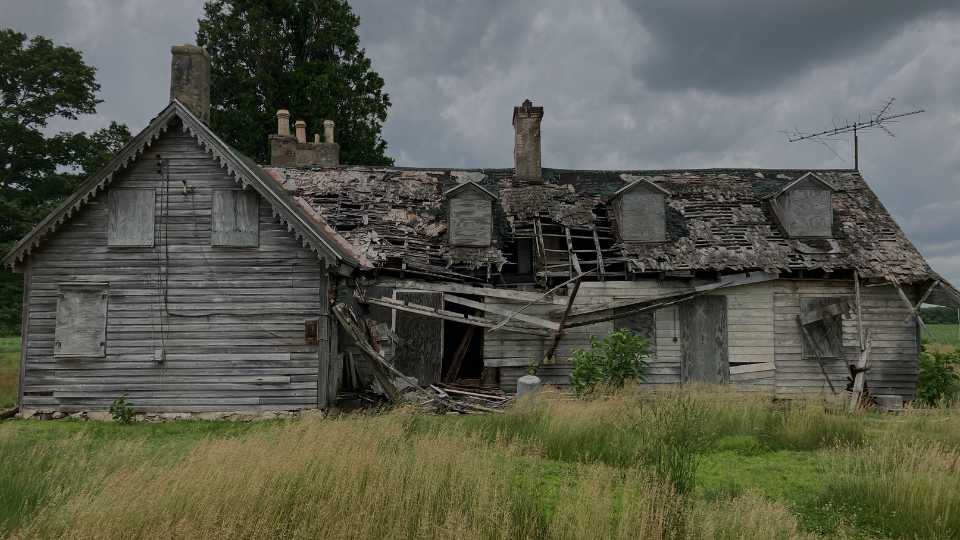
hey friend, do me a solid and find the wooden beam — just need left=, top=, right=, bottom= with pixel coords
left=848, top=329, right=874, bottom=413
left=894, top=284, right=935, bottom=341
left=444, top=294, right=560, bottom=330
left=364, top=296, right=552, bottom=337
left=854, top=270, right=864, bottom=351
left=331, top=303, right=403, bottom=404
left=799, top=322, right=837, bottom=395
left=591, top=228, right=605, bottom=280
left=443, top=309, right=481, bottom=383
left=798, top=298, right=855, bottom=326
left=564, top=226, right=582, bottom=277
left=541, top=279, right=581, bottom=366
left=565, top=291, right=707, bottom=328
left=902, top=279, right=940, bottom=323
left=373, top=279, right=568, bottom=305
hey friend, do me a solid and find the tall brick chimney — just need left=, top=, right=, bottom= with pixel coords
left=513, top=99, right=543, bottom=180
left=169, top=44, right=211, bottom=124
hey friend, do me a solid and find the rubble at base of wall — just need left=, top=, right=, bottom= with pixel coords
left=11, top=409, right=326, bottom=422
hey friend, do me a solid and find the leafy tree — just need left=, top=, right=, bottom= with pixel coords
left=0, top=29, right=131, bottom=336
left=920, top=306, right=959, bottom=325
left=197, top=0, right=393, bottom=166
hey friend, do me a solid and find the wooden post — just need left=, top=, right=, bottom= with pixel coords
left=443, top=309, right=482, bottom=383
left=854, top=270, right=864, bottom=351
left=540, top=279, right=581, bottom=366
left=848, top=329, right=874, bottom=413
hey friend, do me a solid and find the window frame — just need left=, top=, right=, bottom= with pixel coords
left=54, top=282, right=109, bottom=358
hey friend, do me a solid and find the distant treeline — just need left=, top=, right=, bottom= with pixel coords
left=920, top=306, right=959, bottom=325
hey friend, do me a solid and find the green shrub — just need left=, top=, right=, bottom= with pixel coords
left=917, top=341, right=960, bottom=407
left=568, top=329, right=651, bottom=392
left=109, top=394, right=134, bottom=424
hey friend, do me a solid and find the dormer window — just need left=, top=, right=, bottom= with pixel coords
left=610, top=177, right=670, bottom=243
left=766, top=172, right=835, bottom=238
left=445, top=182, right=496, bottom=247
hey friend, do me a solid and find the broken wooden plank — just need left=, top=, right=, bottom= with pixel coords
left=798, top=298, right=855, bottom=326
left=364, top=296, right=551, bottom=337
left=799, top=322, right=837, bottom=395
left=373, top=279, right=569, bottom=305
left=565, top=291, right=708, bottom=328
left=331, top=303, right=403, bottom=404
left=848, top=329, right=874, bottom=413
left=693, top=271, right=780, bottom=292
left=894, top=284, right=935, bottom=341
left=444, top=294, right=560, bottom=330
left=564, top=226, right=583, bottom=276
left=540, top=279, right=581, bottom=366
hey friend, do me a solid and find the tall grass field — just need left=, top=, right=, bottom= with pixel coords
left=1, top=384, right=959, bottom=539
left=0, top=337, right=19, bottom=410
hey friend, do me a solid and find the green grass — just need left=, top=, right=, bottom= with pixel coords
left=0, top=336, right=18, bottom=409
left=1, top=384, right=958, bottom=538
left=928, top=324, right=960, bottom=347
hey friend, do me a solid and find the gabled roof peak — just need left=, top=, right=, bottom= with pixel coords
left=609, top=175, right=672, bottom=200
left=444, top=181, right=496, bottom=200
left=764, top=172, right=836, bottom=200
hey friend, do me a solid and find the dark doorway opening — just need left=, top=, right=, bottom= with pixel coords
left=442, top=296, right=484, bottom=381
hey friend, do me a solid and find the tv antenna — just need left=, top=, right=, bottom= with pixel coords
left=781, top=98, right=924, bottom=170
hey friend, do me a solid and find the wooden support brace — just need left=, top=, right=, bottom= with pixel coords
left=848, top=329, right=874, bottom=413
left=444, top=294, right=560, bottom=330
left=901, top=279, right=940, bottom=323
left=591, top=228, right=605, bottom=280
left=800, top=322, right=837, bottom=395
left=540, top=279, right=581, bottom=367
left=364, top=296, right=552, bottom=337
left=564, top=226, right=583, bottom=277
left=894, top=284, right=935, bottom=341
left=854, top=270, right=864, bottom=351
left=331, top=303, right=403, bottom=404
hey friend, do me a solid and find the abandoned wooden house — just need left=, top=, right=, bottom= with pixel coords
left=5, top=45, right=958, bottom=414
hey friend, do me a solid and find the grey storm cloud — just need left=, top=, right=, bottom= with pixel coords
left=622, top=0, right=960, bottom=94
left=2, top=0, right=960, bottom=285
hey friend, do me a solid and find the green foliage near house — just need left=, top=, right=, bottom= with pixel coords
left=196, top=0, right=393, bottom=166
left=568, top=328, right=652, bottom=392
left=0, top=29, right=131, bottom=336
left=917, top=340, right=960, bottom=406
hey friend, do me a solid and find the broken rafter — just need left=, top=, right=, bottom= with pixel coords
left=443, top=294, right=559, bottom=330
left=364, top=296, right=552, bottom=337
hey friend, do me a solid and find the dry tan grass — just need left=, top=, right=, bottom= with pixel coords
left=696, top=491, right=819, bottom=540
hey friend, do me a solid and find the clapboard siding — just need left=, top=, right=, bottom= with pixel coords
left=22, top=128, right=328, bottom=412
left=773, top=280, right=919, bottom=399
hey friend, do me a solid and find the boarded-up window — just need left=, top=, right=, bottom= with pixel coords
left=614, top=306, right=656, bottom=354
left=447, top=185, right=493, bottom=247
left=212, top=190, right=259, bottom=246
left=108, top=189, right=155, bottom=246
left=769, top=175, right=833, bottom=238
left=800, top=297, right=843, bottom=359
left=680, top=296, right=728, bottom=383
left=55, top=283, right=108, bottom=357
left=612, top=181, right=667, bottom=243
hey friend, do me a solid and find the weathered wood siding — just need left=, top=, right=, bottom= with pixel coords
left=496, top=279, right=777, bottom=393
left=774, top=280, right=918, bottom=399
left=680, top=296, right=729, bottom=383
left=21, top=127, right=328, bottom=412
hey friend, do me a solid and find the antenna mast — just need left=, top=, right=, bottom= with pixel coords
left=781, top=98, right=924, bottom=171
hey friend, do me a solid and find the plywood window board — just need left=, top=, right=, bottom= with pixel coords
left=55, top=283, right=108, bottom=358
left=800, top=297, right=843, bottom=359
left=446, top=182, right=495, bottom=247
left=212, top=190, right=259, bottom=247
left=108, top=189, right=155, bottom=246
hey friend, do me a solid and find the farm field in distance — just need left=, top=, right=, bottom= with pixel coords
left=1, top=381, right=959, bottom=539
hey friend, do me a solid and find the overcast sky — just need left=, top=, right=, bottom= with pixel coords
left=3, top=0, right=960, bottom=285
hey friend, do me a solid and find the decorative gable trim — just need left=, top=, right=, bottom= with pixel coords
left=2, top=100, right=364, bottom=272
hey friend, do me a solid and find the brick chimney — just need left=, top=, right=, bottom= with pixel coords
left=513, top=99, right=543, bottom=180
left=169, top=44, right=211, bottom=124
left=269, top=113, right=340, bottom=166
